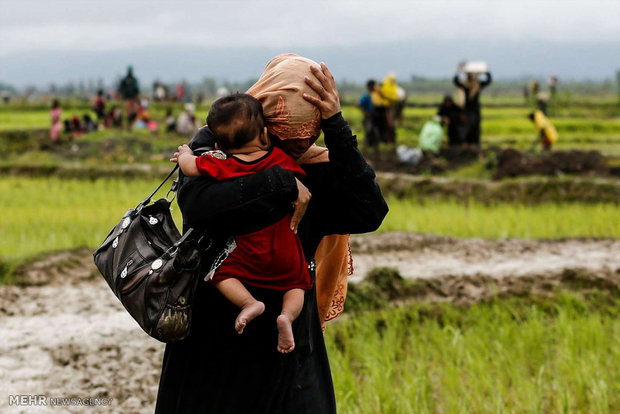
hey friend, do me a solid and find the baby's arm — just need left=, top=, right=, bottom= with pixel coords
left=171, top=144, right=200, bottom=176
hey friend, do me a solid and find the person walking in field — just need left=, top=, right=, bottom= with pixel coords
left=358, top=79, right=381, bottom=159
left=118, top=65, right=140, bottom=127
left=380, top=73, right=400, bottom=144
left=453, top=70, right=492, bottom=146
left=92, top=89, right=106, bottom=123
left=50, top=99, right=62, bottom=142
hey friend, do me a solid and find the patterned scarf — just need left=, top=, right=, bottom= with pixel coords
left=248, top=54, right=352, bottom=329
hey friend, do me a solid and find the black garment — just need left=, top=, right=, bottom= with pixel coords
left=453, top=73, right=492, bottom=146
left=373, top=106, right=389, bottom=143
left=452, top=72, right=492, bottom=114
left=155, top=113, right=388, bottom=414
left=118, top=75, right=140, bottom=99
left=437, top=102, right=465, bottom=146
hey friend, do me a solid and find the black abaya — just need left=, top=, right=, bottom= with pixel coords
left=155, top=113, right=388, bottom=413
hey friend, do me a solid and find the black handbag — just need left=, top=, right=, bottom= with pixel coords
left=93, top=165, right=205, bottom=343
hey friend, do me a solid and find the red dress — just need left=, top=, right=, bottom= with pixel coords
left=196, top=147, right=312, bottom=291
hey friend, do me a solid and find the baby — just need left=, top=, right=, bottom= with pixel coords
left=171, top=93, right=311, bottom=353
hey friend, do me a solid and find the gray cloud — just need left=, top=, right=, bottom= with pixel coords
left=2, top=0, right=620, bottom=56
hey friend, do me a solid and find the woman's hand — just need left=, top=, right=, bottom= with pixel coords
left=303, top=62, right=341, bottom=119
left=170, top=144, right=192, bottom=163
left=290, top=178, right=312, bottom=234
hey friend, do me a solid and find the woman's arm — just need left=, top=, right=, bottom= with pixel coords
left=453, top=74, right=464, bottom=88
left=481, top=72, right=493, bottom=87
left=303, top=113, right=389, bottom=236
left=302, top=63, right=388, bottom=236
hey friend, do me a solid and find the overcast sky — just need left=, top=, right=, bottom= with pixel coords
left=2, top=0, right=620, bottom=86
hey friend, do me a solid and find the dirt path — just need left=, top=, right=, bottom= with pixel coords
left=1, top=234, right=619, bottom=413
left=350, top=233, right=620, bottom=282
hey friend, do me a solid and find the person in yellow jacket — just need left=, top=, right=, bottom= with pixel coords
left=528, top=110, right=558, bottom=151
left=380, top=73, right=399, bottom=105
left=380, top=73, right=400, bottom=143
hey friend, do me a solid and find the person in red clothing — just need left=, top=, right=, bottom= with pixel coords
left=171, top=93, right=311, bottom=353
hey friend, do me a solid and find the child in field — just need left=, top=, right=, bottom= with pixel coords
left=171, top=93, right=311, bottom=353
left=50, top=99, right=62, bottom=142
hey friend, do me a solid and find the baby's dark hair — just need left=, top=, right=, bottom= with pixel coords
left=206, top=93, right=265, bottom=152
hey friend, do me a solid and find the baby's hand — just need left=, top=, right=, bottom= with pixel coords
left=170, top=144, right=192, bottom=163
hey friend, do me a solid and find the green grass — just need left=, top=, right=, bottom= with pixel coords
left=0, top=110, right=51, bottom=131
left=0, top=177, right=182, bottom=266
left=1, top=177, right=618, bottom=276
left=326, top=292, right=620, bottom=413
left=381, top=195, right=620, bottom=238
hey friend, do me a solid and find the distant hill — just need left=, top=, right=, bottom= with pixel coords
left=1, top=39, right=619, bottom=89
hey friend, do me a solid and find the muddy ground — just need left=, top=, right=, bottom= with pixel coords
left=1, top=233, right=620, bottom=413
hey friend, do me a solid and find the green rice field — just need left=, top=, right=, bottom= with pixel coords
left=1, top=177, right=618, bottom=274
left=3, top=100, right=620, bottom=156
left=327, top=292, right=620, bottom=413
left=1, top=95, right=620, bottom=413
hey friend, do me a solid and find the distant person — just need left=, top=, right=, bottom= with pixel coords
left=134, top=99, right=158, bottom=132
left=549, top=76, right=559, bottom=99
left=176, top=82, right=185, bottom=102
left=380, top=73, right=400, bottom=143
left=437, top=95, right=466, bottom=146
left=536, top=92, right=550, bottom=116
left=530, top=79, right=539, bottom=103
left=153, top=81, right=167, bottom=101
left=371, top=82, right=389, bottom=146
left=418, top=115, right=444, bottom=154
left=106, top=105, right=123, bottom=128
left=134, top=100, right=151, bottom=128
left=50, top=99, right=62, bottom=142
left=93, top=89, right=106, bottom=122
left=176, top=103, right=199, bottom=135
left=165, top=109, right=176, bottom=133
left=358, top=79, right=380, bottom=158
left=196, top=92, right=205, bottom=105
left=118, top=65, right=140, bottom=126
left=70, top=115, right=83, bottom=139
left=82, top=114, right=97, bottom=133
left=529, top=110, right=558, bottom=151
left=394, top=85, right=407, bottom=126
left=453, top=70, right=492, bottom=146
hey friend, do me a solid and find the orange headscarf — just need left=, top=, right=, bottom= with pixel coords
left=248, top=54, right=352, bottom=329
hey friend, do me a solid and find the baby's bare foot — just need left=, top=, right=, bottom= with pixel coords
left=235, top=301, right=265, bottom=334
left=277, top=314, right=295, bottom=353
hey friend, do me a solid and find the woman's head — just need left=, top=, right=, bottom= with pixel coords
left=247, top=54, right=322, bottom=158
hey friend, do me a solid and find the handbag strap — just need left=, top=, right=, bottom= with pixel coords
left=139, top=164, right=179, bottom=209
left=137, top=144, right=214, bottom=210
left=137, top=145, right=216, bottom=247
left=161, top=228, right=195, bottom=259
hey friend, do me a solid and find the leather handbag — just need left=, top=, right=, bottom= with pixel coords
left=93, top=165, right=205, bottom=343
